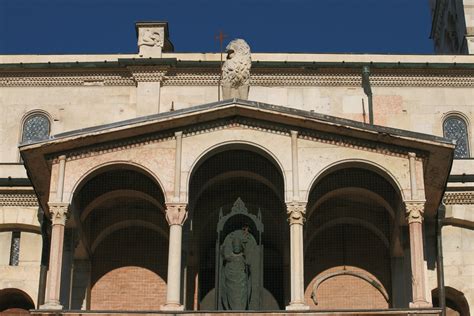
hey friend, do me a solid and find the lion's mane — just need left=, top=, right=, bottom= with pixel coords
left=222, top=39, right=251, bottom=89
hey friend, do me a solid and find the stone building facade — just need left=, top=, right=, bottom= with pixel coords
left=0, top=6, right=473, bottom=316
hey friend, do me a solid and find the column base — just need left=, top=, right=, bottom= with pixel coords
left=161, top=303, right=185, bottom=311
left=409, top=300, right=432, bottom=308
left=286, top=302, right=310, bottom=310
left=39, top=301, right=63, bottom=310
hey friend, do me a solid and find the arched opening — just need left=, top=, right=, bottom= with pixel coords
left=304, top=164, right=408, bottom=309
left=432, top=287, right=471, bottom=316
left=66, top=164, right=168, bottom=310
left=185, top=145, right=287, bottom=310
left=443, top=114, right=470, bottom=158
left=0, top=288, right=34, bottom=314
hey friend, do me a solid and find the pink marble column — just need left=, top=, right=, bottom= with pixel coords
left=40, top=202, right=69, bottom=310
left=286, top=202, right=309, bottom=310
left=405, top=200, right=431, bottom=308
left=161, top=203, right=188, bottom=311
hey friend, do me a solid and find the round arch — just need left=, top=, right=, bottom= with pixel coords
left=432, top=287, right=471, bottom=316
left=304, top=159, right=405, bottom=202
left=305, top=217, right=390, bottom=252
left=185, top=142, right=288, bottom=310
left=69, top=160, right=168, bottom=205
left=185, top=141, right=287, bottom=203
left=307, top=187, right=396, bottom=221
left=19, top=109, right=53, bottom=141
left=0, top=288, right=35, bottom=312
left=68, top=161, right=170, bottom=311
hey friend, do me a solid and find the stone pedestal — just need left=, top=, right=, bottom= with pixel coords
left=40, top=202, right=69, bottom=310
left=161, top=203, right=188, bottom=311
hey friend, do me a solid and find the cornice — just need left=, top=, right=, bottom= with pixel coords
left=0, top=70, right=134, bottom=87
left=54, top=132, right=175, bottom=163
left=51, top=117, right=418, bottom=164
left=0, top=192, right=39, bottom=207
left=444, top=192, right=474, bottom=205
left=1, top=67, right=474, bottom=87
left=128, top=65, right=169, bottom=82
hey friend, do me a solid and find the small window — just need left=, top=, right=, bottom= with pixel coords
left=443, top=116, right=470, bottom=158
left=9, top=231, right=21, bottom=266
left=21, top=113, right=51, bottom=143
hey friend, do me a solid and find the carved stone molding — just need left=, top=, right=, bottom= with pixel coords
left=128, top=66, right=169, bottom=82
left=54, top=132, right=175, bottom=163
left=48, top=202, right=70, bottom=226
left=163, top=69, right=474, bottom=88
left=405, top=200, right=425, bottom=224
left=51, top=116, right=421, bottom=165
left=165, top=203, right=188, bottom=226
left=286, top=202, right=307, bottom=225
left=444, top=192, right=474, bottom=205
left=0, top=71, right=134, bottom=87
left=2, top=67, right=474, bottom=87
left=0, top=193, right=38, bottom=207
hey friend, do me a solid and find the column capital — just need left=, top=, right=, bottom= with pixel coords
left=48, top=202, right=70, bottom=226
left=404, top=200, right=425, bottom=224
left=286, top=201, right=307, bottom=225
left=165, top=203, right=188, bottom=226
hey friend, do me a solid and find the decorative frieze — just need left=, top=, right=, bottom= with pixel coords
left=128, top=66, right=169, bottom=82
left=0, top=193, right=39, bottom=207
left=165, top=203, right=188, bottom=226
left=444, top=192, right=474, bottom=205
left=286, top=202, right=307, bottom=225
left=405, top=200, right=426, bottom=224
left=2, top=67, right=474, bottom=87
left=50, top=115, right=421, bottom=164
left=55, top=132, right=175, bottom=163
left=48, top=202, right=69, bottom=226
left=0, top=71, right=134, bottom=87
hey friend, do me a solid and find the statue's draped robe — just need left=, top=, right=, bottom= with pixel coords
left=222, top=252, right=248, bottom=310
left=220, top=229, right=258, bottom=310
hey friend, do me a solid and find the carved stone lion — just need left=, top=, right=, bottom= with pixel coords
left=221, top=39, right=251, bottom=100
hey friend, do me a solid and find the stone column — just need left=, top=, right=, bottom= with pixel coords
left=286, top=202, right=309, bottom=310
left=162, top=203, right=188, bottom=311
left=40, top=202, right=69, bottom=310
left=406, top=200, right=431, bottom=308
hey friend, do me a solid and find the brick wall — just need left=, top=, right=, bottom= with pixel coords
left=90, top=226, right=168, bottom=310
left=304, top=224, right=391, bottom=309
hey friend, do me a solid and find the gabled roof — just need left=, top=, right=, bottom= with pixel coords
left=20, top=98, right=455, bottom=217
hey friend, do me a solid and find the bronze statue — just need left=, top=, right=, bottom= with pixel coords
left=221, top=233, right=250, bottom=310
left=216, top=198, right=263, bottom=310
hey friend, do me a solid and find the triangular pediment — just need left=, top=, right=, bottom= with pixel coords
left=20, top=98, right=454, bottom=217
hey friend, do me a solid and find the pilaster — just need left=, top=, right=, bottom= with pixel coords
left=129, top=66, right=169, bottom=116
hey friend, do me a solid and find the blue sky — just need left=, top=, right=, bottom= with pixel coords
left=0, top=0, right=434, bottom=54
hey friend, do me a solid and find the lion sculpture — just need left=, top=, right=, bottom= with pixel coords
left=221, top=39, right=251, bottom=100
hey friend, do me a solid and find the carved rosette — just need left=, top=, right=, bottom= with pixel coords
left=286, top=202, right=307, bottom=225
left=48, top=202, right=70, bottom=226
left=165, top=203, right=188, bottom=226
left=405, top=200, right=425, bottom=224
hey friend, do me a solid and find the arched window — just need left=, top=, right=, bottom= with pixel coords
left=21, top=112, right=51, bottom=143
left=443, top=115, right=470, bottom=158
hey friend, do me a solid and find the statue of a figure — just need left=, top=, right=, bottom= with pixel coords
left=221, top=39, right=251, bottom=100
left=220, top=224, right=257, bottom=310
